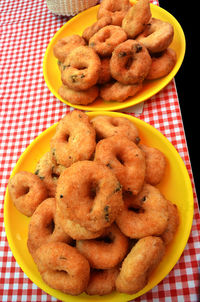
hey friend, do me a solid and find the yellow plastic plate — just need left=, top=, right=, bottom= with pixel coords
left=4, top=111, right=193, bottom=301
left=43, top=4, right=186, bottom=111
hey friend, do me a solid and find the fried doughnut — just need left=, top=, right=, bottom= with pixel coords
left=89, top=25, right=127, bottom=57
left=34, top=242, right=90, bottom=295
left=136, top=18, right=174, bottom=53
left=97, top=57, right=111, bottom=84
left=91, top=115, right=140, bottom=144
left=97, top=0, right=131, bottom=26
left=110, top=39, right=152, bottom=84
left=139, top=144, right=166, bottom=185
left=115, top=236, right=165, bottom=294
left=50, top=110, right=96, bottom=167
left=56, top=160, right=123, bottom=232
left=161, top=200, right=179, bottom=245
left=34, top=152, right=65, bottom=197
left=58, top=84, right=99, bottom=105
left=56, top=206, right=104, bottom=240
left=8, top=171, right=48, bottom=216
left=61, top=46, right=101, bottom=91
left=122, top=0, right=151, bottom=38
left=100, top=81, right=142, bottom=102
left=76, top=224, right=129, bottom=269
left=53, top=35, right=86, bottom=63
left=86, top=267, right=119, bottom=295
left=146, top=48, right=177, bottom=80
left=95, top=135, right=146, bottom=195
left=116, top=184, right=169, bottom=238
left=27, top=198, right=71, bottom=256
left=82, top=16, right=112, bottom=42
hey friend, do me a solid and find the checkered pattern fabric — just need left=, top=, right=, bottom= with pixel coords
left=0, top=0, right=199, bottom=301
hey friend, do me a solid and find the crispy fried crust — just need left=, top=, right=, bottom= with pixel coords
left=50, top=110, right=96, bottom=167
left=116, top=184, right=169, bottom=238
left=115, top=236, right=165, bottom=294
left=76, top=224, right=129, bottom=269
left=34, top=242, right=90, bottom=295
left=95, top=135, right=146, bottom=194
left=8, top=171, right=48, bottom=216
left=110, top=40, right=152, bottom=84
left=56, top=160, right=123, bottom=232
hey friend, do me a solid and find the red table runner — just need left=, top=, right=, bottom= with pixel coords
left=0, top=0, right=199, bottom=301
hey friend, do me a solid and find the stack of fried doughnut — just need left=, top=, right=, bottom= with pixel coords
left=53, top=0, right=177, bottom=105
left=8, top=110, right=180, bottom=296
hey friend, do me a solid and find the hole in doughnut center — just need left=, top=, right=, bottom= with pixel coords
left=125, top=56, right=133, bottom=70
left=96, top=232, right=114, bottom=244
left=65, top=134, right=70, bottom=142
left=17, top=186, right=30, bottom=197
left=51, top=172, right=60, bottom=180
left=99, top=30, right=111, bottom=43
left=23, top=186, right=30, bottom=195
left=77, top=66, right=87, bottom=70
left=128, top=206, right=144, bottom=214
left=116, top=153, right=125, bottom=165
left=88, top=181, right=99, bottom=200
left=46, top=219, right=55, bottom=234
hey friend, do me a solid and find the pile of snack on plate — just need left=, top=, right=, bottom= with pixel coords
left=53, top=0, right=177, bottom=105
left=8, top=110, right=179, bottom=296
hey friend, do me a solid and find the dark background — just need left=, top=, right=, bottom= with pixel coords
left=159, top=1, right=199, bottom=201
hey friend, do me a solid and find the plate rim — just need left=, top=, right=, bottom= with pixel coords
left=43, top=4, right=186, bottom=111
left=4, top=111, right=193, bottom=301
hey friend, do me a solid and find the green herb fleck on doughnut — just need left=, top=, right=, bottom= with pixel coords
left=71, top=75, right=78, bottom=83
left=104, top=205, right=110, bottom=222
left=140, top=196, right=146, bottom=202
left=106, top=163, right=112, bottom=169
left=114, top=183, right=122, bottom=193
left=118, top=51, right=127, bottom=57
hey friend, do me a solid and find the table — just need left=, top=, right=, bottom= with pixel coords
left=0, top=0, right=199, bottom=301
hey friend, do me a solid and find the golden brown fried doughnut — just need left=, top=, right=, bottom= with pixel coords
left=115, top=236, right=165, bottom=294
left=139, top=144, right=166, bottom=185
left=97, top=57, right=111, bottom=84
left=56, top=160, right=123, bottom=232
left=8, top=171, right=48, bottom=216
left=82, top=16, right=112, bottom=42
left=56, top=206, right=104, bottom=240
left=136, top=18, right=174, bottom=53
left=95, top=135, right=146, bottom=195
left=146, top=48, right=177, bottom=80
left=91, top=115, right=140, bottom=144
left=110, top=40, right=152, bottom=84
left=58, top=84, right=99, bottom=105
left=77, top=224, right=129, bottom=269
left=97, top=0, right=131, bottom=26
left=100, top=81, right=142, bottom=102
left=116, top=184, right=169, bottom=238
left=89, top=25, right=127, bottom=57
left=161, top=200, right=179, bottom=245
left=122, top=0, right=151, bottom=38
left=61, top=46, right=101, bottom=91
left=53, top=35, right=86, bottom=63
left=34, top=242, right=90, bottom=295
left=27, top=198, right=71, bottom=256
left=86, top=267, right=119, bottom=295
left=50, top=110, right=96, bottom=167
left=34, top=152, right=65, bottom=197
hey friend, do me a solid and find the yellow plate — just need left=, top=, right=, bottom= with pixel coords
left=43, top=4, right=185, bottom=111
left=4, top=111, right=193, bottom=301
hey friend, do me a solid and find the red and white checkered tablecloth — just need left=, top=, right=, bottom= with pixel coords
left=0, top=0, right=199, bottom=301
